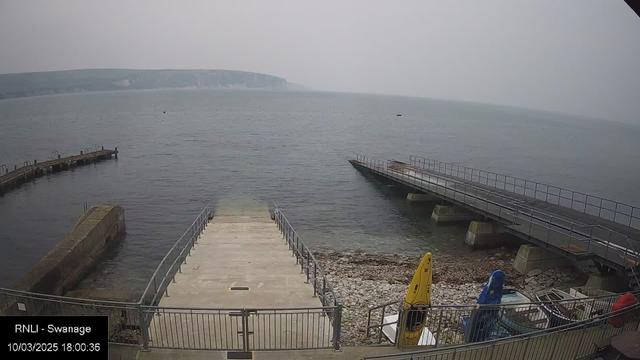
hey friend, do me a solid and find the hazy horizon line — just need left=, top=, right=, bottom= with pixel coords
left=1, top=67, right=634, bottom=127
left=0, top=67, right=288, bottom=79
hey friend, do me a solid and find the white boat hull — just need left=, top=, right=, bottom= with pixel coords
left=381, top=314, right=437, bottom=346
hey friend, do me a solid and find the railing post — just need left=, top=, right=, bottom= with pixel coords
left=521, top=337, right=530, bottom=359
left=549, top=329, right=562, bottom=360
left=305, top=247, right=310, bottom=283
left=568, top=224, right=574, bottom=248
left=570, top=192, right=575, bottom=210
left=153, top=277, right=158, bottom=302
left=333, top=304, right=342, bottom=351
left=138, top=305, right=150, bottom=351
left=299, top=244, right=304, bottom=273
left=586, top=227, right=593, bottom=254
left=598, top=198, right=603, bottom=217
left=378, top=305, right=387, bottom=343
left=434, top=308, right=444, bottom=348
left=313, top=263, right=317, bottom=297
left=322, top=277, right=327, bottom=306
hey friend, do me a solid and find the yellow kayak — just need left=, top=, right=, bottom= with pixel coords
left=400, top=252, right=432, bottom=346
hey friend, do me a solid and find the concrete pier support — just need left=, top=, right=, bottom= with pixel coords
left=584, top=274, right=627, bottom=293
left=431, top=205, right=481, bottom=223
left=464, top=221, right=509, bottom=249
left=512, top=244, right=567, bottom=274
left=406, top=193, right=438, bottom=203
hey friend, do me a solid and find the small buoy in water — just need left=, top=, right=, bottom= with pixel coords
left=163, top=111, right=166, bottom=114
left=396, top=114, right=402, bottom=116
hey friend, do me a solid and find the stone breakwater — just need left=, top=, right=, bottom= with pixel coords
left=314, top=249, right=587, bottom=346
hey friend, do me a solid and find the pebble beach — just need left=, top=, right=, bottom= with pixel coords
left=314, top=248, right=588, bottom=346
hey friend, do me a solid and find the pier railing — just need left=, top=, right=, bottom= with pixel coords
left=0, top=202, right=345, bottom=352
left=366, top=290, right=637, bottom=350
left=363, top=302, right=640, bottom=360
left=0, top=286, right=340, bottom=351
left=0, top=287, right=143, bottom=345
left=409, top=155, right=640, bottom=230
left=140, top=305, right=339, bottom=351
left=139, top=203, right=212, bottom=306
left=273, top=204, right=341, bottom=309
left=354, top=155, right=640, bottom=272
left=1, top=282, right=637, bottom=353
left=273, top=204, right=343, bottom=349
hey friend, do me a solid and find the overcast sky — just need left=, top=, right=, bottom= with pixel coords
left=1, top=0, right=639, bottom=124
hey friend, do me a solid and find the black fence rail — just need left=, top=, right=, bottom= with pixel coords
left=409, top=155, right=640, bottom=230
left=141, top=305, right=338, bottom=351
left=273, top=204, right=342, bottom=349
left=366, top=300, right=403, bottom=344
left=0, top=203, right=343, bottom=352
left=0, top=287, right=340, bottom=351
left=139, top=203, right=212, bottom=306
left=366, top=291, right=634, bottom=350
left=363, top=303, right=640, bottom=360
left=0, top=287, right=143, bottom=346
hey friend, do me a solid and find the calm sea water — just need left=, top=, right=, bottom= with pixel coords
left=1, top=89, right=639, bottom=293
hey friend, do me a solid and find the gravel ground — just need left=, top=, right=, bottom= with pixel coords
left=314, top=248, right=588, bottom=346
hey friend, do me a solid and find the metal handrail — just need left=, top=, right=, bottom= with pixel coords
left=272, top=204, right=341, bottom=307
left=408, top=157, right=640, bottom=257
left=409, top=155, right=640, bottom=229
left=402, top=158, right=634, bottom=244
left=366, top=289, right=640, bottom=316
left=368, top=299, right=403, bottom=312
left=141, top=305, right=339, bottom=351
left=379, top=155, right=640, bottom=281
left=355, top=155, right=640, bottom=269
left=0, top=287, right=139, bottom=307
left=363, top=302, right=640, bottom=359
left=140, top=305, right=340, bottom=311
left=366, top=300, right=402, bottom=342
left=365, top=290, right=640, bottom=345
left=272, top=204, right=342, bottom=350
left=139, top=203, right=212, bottom=306
left=510, top=205, right=640, bottom=260
left=407, top=155, right=640, bottom=287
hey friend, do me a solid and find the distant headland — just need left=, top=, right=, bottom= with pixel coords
left=0, top=69, right=305, bottom=100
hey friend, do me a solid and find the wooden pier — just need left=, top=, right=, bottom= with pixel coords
left=0, top=147, right=118, bottom=195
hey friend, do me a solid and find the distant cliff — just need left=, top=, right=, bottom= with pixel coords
left=0, top=69, right=305, bottom=99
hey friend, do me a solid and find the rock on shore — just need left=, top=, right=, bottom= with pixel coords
left=314, top=249, right=586, bottom=346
